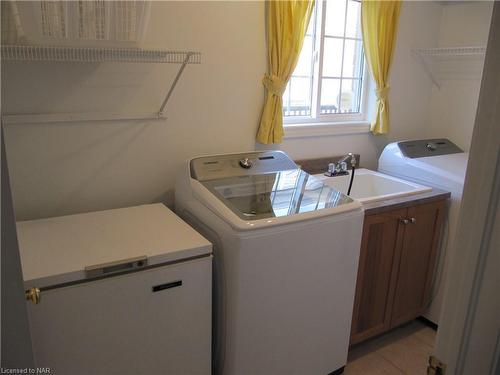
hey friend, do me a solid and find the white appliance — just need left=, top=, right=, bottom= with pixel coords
left=17, top=204, right=212, bottom=375
left=379, top=139, right=468, bottom=325
left=175, top=151, right=364, bottom=375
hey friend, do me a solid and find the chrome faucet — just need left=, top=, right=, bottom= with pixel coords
left=324, top=153, right=357, bottom=177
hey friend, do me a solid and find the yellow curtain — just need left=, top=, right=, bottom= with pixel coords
left=256, top=0, right=315, bottom=144
left=361, top=0, right=401, bottom=135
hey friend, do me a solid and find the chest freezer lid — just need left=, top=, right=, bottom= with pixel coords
left=17, top=204, right=212, bottom=289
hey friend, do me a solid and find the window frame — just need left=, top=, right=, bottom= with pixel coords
left=283, top=0, right=371, bottom=128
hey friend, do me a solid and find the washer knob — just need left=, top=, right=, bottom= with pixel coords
left=239, top=158, right=253, bottom=169
left=426, top=142, right=437, bottom=151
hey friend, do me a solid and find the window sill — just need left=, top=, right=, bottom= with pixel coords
left=283, top=121, right=371, bottom=139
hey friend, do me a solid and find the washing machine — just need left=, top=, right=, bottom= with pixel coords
left=175, top=150, right=364, bottom=375
left=379, top=139, right=468, bottom=325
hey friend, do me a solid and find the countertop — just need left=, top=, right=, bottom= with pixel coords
left=361, top=188, right=451, bottom=215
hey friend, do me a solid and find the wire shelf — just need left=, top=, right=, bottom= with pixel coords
left=412, top=46, right=486, bottom=88
left=2, top=44, right=202, bottom=123
left=1, top=45, right=201, bottom=64
left=412, top=46, right=486, bottom=57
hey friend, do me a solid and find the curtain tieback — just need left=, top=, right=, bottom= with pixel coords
left=263, top=74, right=287, bottom=96
left=375, top=86, right=390, bottom=101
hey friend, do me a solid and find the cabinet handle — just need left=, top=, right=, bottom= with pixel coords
left=25, top=287, right=41, bottom=305
left=410, top=217, right=417, bottom=224
left=400, top=218, right=410, bottom=225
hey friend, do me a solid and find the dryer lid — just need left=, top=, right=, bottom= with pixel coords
left=379, top=146, right=468, bottom=191
left=414, top=153, right=468, bottom=182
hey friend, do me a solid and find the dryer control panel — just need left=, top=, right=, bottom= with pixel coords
left=398, top=138, right=463, bottom=158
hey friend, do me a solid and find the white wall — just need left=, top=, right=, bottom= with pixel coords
left=3, top=1, right=265, bottom=220
left=1, top=1, right=454, bottom=220
left=426, top=2, right=493, bottom=151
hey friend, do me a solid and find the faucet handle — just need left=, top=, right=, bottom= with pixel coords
left=328, top=163, right=335, bottom=174
left=339, top=161, right=348, bottom=172
left=348, top=153, right=357, bottom=168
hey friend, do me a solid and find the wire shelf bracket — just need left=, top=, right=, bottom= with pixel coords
left=158, top=52, right=193, bottom=118
left=1, top=45, right=202, bottom=124
left=412, top=46, right=486, bottom=89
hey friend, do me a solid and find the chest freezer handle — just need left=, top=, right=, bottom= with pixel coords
left=152, top=280, right=182, bottom=293
left=85, top=256, right=148, bottom=278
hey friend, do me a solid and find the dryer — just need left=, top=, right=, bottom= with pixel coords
left=379, top=139, right=468, bottom=325
left=175, top=151, right=364, bottom=375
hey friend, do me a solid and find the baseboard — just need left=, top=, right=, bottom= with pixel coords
left=328, top=365, right=345, bottom=375
left=418, top=316, right=439, bottom=331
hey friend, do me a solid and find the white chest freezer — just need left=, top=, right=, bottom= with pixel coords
left=16, top=203, right=212, bottom=375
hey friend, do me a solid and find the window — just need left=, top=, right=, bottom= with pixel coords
left=283, top=0, right=367, bottom=124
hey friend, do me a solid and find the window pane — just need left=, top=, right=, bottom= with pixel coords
left=294, top=36, right=313, bottom=77
left=283, top=84, right=291, bottom=114
left=283, top=34, right=313, bottom=117
left=339, top=79, right=362, bottom=113
left=320, top=78, right=340, bottom=114
left=305, top=3, right=316, bottom=36
left=342, top=39, right=364, bottom=78
left=345, top=0, right=361, bottom=39
left=324, top=0, right=347, bottom=37
left=322, top=38, right=343, bottom=77
left=286, top=77, right=311, bottom=116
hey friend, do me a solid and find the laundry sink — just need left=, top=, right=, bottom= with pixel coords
left=315, top=168, right=432, bottom=203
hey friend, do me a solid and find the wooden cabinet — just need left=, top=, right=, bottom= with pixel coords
left=350, top=200, right=445, bottom=345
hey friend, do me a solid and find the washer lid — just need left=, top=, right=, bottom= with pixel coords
left=201, top=169, right=355, bottom=221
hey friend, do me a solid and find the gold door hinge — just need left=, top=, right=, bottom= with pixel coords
left=428, top=355, right=447, bottom=375
left=25, top=287, right=41, bottom=305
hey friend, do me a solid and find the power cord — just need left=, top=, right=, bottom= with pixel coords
left=347, top=166, right=356, bottom=196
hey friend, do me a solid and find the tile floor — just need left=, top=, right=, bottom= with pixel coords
left=345, top=320, right=436, bottom=374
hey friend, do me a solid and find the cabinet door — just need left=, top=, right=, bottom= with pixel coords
left=391, top=201, right=445, bottom=327
left=350, top=209, right=406, bottom=345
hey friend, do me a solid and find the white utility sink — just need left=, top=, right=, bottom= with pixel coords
left=315, top=168, right=432, bottom=203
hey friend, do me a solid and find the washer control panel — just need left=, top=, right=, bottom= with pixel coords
left=398, top=138, right=463, bottom=158
left=190, top=151, right=298, bottom=181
